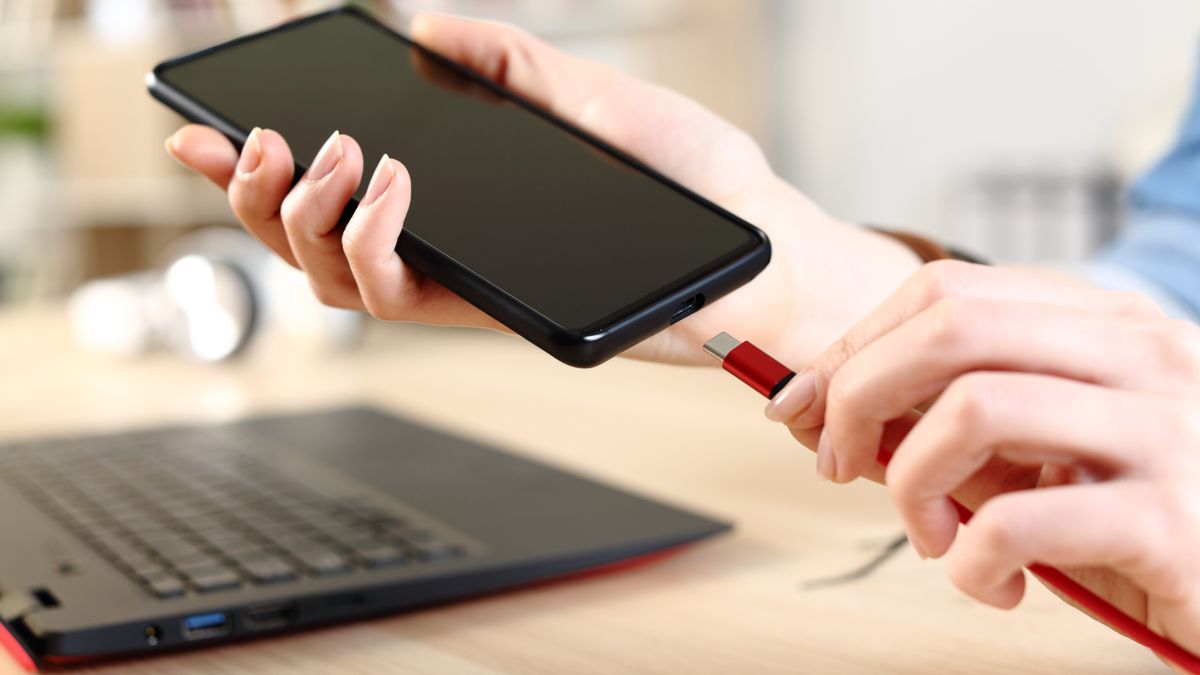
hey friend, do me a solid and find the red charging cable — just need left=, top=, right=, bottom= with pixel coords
left=703, top=332, right=1200, bottom=672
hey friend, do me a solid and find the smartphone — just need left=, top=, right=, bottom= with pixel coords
left=147, top=7, right=770, bottom=367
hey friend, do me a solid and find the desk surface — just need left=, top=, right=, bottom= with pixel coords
left=0, top=305, right=1164, bottom=674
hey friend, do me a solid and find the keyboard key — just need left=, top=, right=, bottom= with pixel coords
left=410, top=540, right=463, bottom=561
left=362, top=512, right=407, bottom=530
left=304, top=514, right=350, bottom=536
left=121, top=555, right=165, bottom=578
left=222, top=540, right=274, bottom=558
left=103, top=538, right=146, bottom=560
left=336, top=533, right=383, bottom=551
left=357, top=543, right=408, bottom=568
left=157, top=541, right=206, bottom=560
left=240, top=556, right=297, bottom=584
left=229, top=548, right=282, bottom=566
left=269, top=532, right=320, bottom=549
left=165, top=551, right=221, bottom=569
left=294, top=548, right=351, bottom=576
left=0, top=426, right=470, bottom=601
left=184, top=567, right=242, bottom=593
left=142, top=573, right=186, bottom=599
left=202, top=530, right=257, bottom=549
left=393, top=527, right=437, bottom=545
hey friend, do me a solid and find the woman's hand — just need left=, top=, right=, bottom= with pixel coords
left=768, top=260, right=1200, bottom=655
left=164, top=13, right=919, bottom=366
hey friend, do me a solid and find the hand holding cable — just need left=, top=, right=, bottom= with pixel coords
left=706, top=261, right=1200, bottom=672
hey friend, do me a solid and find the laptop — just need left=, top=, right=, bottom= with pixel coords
left=0, top=407, right=727, bottom=668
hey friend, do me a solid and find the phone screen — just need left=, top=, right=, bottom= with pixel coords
left=156, top=12, right=762, bottom=332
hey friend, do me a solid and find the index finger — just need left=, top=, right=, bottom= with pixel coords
left=766, top=260, right=1165, bottom=429
left=165, top=124, right=238, bottom=188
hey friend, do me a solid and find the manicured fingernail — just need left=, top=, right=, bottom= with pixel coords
left=816, top=429, right=836, bottom=481
left=307, top=130, right=342, bottom=181
left=362, top=155, right=395, bottom=206
left=765, top=369, right=816, bottom=422
left=236, top=127, right=263, bottom=177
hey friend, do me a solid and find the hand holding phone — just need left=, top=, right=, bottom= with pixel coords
left=160, top=11, right=922, bottom=367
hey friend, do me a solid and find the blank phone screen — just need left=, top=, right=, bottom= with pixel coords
left=157, top=11, right=762, bottom=331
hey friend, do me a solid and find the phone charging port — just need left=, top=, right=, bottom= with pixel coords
left=243, top=601, right=298, bottom=631
left=670, top=294, right=705, bottom=324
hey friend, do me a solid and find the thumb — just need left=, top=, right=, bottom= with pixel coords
left=409, top=13, right=617, bottom=124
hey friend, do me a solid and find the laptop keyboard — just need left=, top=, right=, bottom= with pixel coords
left=0, top=427, right=467, bottom=600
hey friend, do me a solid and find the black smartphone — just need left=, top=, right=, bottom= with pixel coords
left=148, top=7, right=770, bottom=367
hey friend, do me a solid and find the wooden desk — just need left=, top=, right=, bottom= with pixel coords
left=0, top=305, right=1164, bottom=673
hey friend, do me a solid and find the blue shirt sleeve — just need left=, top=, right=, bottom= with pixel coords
left=1088, top=51, right=1200, bottom=322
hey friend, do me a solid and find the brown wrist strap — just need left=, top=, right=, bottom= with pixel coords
left=868, top=226, right=989, bottom=265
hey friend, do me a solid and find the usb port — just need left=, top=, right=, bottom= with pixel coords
left=670, top=294, right=705, bottom=324
left=243, top=601, right=298, bottom=631
left=181, top=611, right=231, bottom=641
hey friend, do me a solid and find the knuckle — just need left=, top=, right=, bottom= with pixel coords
left=360, top=290, right=407, bottom=322
left=362, top=284, right=420, bottom=323
left=498, top=23, right=534, bottom=48
left=945, top=559, right=982, bottom=598
left=922, top=296, right=978, bottom=350
left=819, top=333, right=864, bottom=379
left=1136, top=484, right=1197, bottom=600
left=883, top=460, right=919, bottom=511
left=1158, top=478, right=1200, bottom=524
left=914, top=259, right=973, bottom=305
left=360, top=299, right=393, bottom=321
left=1171, top=320, right=1200, bottom=377
left=279, top=189, right=304, bottom=230
left=1165, top=400, right=1200, bottom=448
left=494, top=24, right=539, bottom=71
left=939, top=374, right=996, bottom=433
left=1146, top=319, right=1200, bottom=379
left=340, top=222, right=368, bottom=264
left=788, top=426, right=818, bottom=452
left=227, top=185, right=257, bottom=223
left=1110, top=290, right=1164, bottom=318
left=945, top=546, right=992, bottom=599
left=722, top=127, right=770, bottom=171
left=306, top=281, right=344, bottom=308
left=824, top=367, right=862, bottom=416
left=972, top=502, right=1022, bottom=555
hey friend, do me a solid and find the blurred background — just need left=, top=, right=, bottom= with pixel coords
left=0, top=0, right=1198, bottom=350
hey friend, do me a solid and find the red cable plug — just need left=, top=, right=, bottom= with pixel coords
left=704, top=331, right=1200, bottom=673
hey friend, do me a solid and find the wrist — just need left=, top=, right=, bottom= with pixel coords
left=724, top=207, right=921, bottom=367
left=788, top=219, right=922, bottom=350
left=657, top=181, right=925, bottom=368
left=836, top=221, right=925, bottom=282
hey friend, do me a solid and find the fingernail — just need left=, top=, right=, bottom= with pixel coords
left=163, top=131, right=180, bottom=157
left=236, top=127, right=263, bottom=177
left=411, top=14, right=431, bottom=37
left=307, top=130, right=342, bottom=181
left=362, top=155, right=395, bottom=206
left=909, top=535, right=928, bottom=560
left=816, top=429, right=836, bottom=481
left=765, top=369, right=816, bottom=422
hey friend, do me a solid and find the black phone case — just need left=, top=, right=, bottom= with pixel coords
left=147, top=6, right=771, bottom=367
